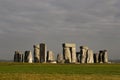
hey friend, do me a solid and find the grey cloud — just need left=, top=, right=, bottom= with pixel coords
left=0, top=0, right=120, bottom=60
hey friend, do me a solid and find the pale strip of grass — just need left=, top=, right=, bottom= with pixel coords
left=0, top=73, right=119, bottom=80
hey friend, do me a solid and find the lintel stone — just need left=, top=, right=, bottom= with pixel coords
left=63, top=43, right=76, bottom=48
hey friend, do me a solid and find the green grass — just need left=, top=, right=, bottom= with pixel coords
left=0, top=63, right=120, bottom=75
left=0, top=62, right=120, bottom=80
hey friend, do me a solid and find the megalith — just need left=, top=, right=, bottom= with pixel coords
left=86, top=49, right=94, bottom=63
left=94, top=53, right=99, bottom=63
left=33, top=44, right=40, bottom=62
left=103, top=50, right=108, bottom=63
left=24, top=51, right=33, bottom=63
left=40, top=43, right=47, bottom=63
left=63, top=47, right=71, bottom=63
left=80, top=46, right=88, bottom=63
left=47, top=50, right=54, bottom=62
left=80, top=46, right=94, bottom=63
left=14, top=51, right=23, bottom=62
left=63, top=43, right=76, bottom=63
left=76, top=52, right=80, bottom=62
left=98, top=50, right=104, bottom=63
left=57, top=53, right=64, bottom=63
left=98, top=50, right=109, bottom=63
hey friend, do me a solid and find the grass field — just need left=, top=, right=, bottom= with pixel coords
left=0, top=62, right=120, bottom=80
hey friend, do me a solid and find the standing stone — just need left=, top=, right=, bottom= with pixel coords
left=63, top=47, right=71, bottom=63
left=76, top=52, right=80, bottom=62
left=24, top=51, right=33, bottom=63
left=94, top=53, right=99, bottom=63
left=14, top=51, right=23, bottom=62
left=33, top=44, right=40, bottom=63
left=103, top=50, right=108, bottom=63
left=80, top=46, right=94, bottom=63
left=21, top=53, right=24, bottom=62
left=80, top=46, right=88, bottom=63
left=63, top=43, right=76, bottom=63
left=57, top=54, right=64, bottom=63
left=47, top=51, right=54, bottom=62
left=99, top=50, right=104, bottom=63
left=86, top=49, right=94, bottom=63
left=71, top=47, right=76, bottom=63
left=40, top=43, right=47, bottom=63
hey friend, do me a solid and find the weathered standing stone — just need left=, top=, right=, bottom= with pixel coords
left=98, top=50, right=104, bottom=63
left=24, top=51, right=33, bottom=63
left=76, top=52, right=80, bottom=62
left=98, top=50, right=109, bottom=63
left=103, top=50, right=108, bottom=63
left=33, top=44, right=40, bottom=63
left=63, top=47, right=71, bottom=63
left=47, top=51, right=54, bottom=62
left=71, top=47, right=76, bottom=63
left=14, top=51, right=23, bottom=62
left=94, top=53, right=99, bottom=63
left=40, top=43, right=47, bottom=63
left=80, top=46, right=94, bottom=63
left=63, top=43, right=76, bottom=63
left=86, top=49, right=94, bottom=63
left=80, top=46, right=88, bottom=63
left=21, top=53, right=24, bottom=62
left=57, top=54, right=64, bottom=63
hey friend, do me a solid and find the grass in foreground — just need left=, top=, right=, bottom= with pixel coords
left=0, top=73, right=120, bottom=80
left=0, top=62, right=119, bottom=80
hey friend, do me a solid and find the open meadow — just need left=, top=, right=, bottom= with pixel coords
left=0, top=62, right=120, bottom=80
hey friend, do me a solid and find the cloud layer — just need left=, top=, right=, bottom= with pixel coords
left=0, top=0, right=120, bottom=60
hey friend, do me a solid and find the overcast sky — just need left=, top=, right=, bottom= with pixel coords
left=0, top=0, right=120, bottom=60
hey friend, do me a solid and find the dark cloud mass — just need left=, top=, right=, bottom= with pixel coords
left=0, top=0, right=120, bottom=60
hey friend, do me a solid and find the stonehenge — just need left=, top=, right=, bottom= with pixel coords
left=63, top=43, right=76, bottom=63
left=14, top=51, right=33, bottom=63
left=14, top=43, right=109, bottom=64
left=78, top=46, right=109, bottom=64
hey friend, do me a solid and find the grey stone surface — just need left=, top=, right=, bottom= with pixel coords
left=94, top=53, right=99, bottom=63
left=71, top=47, right=76, bottom=63
left=47, top=50, right=54, bottom=62
left=57, top=53, right=64, bottom=63
left=63, top=43, right=76, bottom=63
left=63, top=43, right=76, bottom=48
left=103, top=50, right=108, bottom=63
left=14, top=51, right=23, bottom=62
left=98, top=50, right=109, bottom=63
left=76, top=52, right=80, bottom=62
left=80, top=46, right=88, bottom=63
left=24, top=51, right=33, bottom=63
left=33, top=44, right=40, bottom=62
left=80, top=46, right=94, bottom=63
left=40, top=43, right=47, bottom=63
left=63, top=47, right=71, bottom=63
left=86, top=49, right=94, bottom=63
left=98, top=50, right=104, bottom=63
